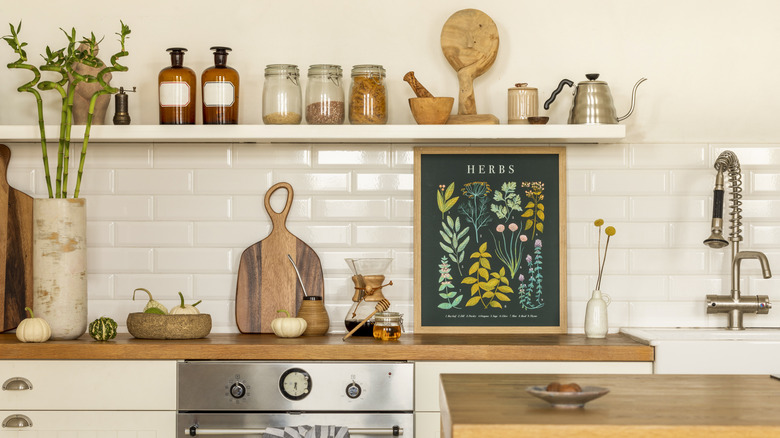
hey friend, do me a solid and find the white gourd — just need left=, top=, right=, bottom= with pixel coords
left=271, top=309, right=307, bottom=338
left=16, top=307, right=52, bottom=343
left=169, top=291, right=201, bottom=315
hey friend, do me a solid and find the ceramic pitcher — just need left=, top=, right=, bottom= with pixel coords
left=584, top=289, right=611, bottom=339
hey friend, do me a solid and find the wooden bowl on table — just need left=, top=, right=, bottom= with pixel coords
left=409, top=97, right=454, bottom=124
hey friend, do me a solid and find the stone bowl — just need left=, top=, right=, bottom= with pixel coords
left=409, top=97, right=454, bottom=124
left=126, top=312, right=212, bottom=340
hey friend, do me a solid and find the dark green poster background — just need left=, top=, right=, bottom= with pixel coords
left=419, top=152, right=561, bottom=328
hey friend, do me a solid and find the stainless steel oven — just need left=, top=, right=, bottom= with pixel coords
left=177, top=361, right=414, bottom=437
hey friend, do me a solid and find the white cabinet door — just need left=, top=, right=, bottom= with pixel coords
left=0, top=410, right=175, bottom=437
left=0, top=360, right=176, bottom=411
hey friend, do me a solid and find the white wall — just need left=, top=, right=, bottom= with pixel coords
left=2, top=1, right=779, bottom=332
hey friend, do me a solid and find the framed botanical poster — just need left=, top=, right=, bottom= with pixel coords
left=414, top=147, right=567, bottom=334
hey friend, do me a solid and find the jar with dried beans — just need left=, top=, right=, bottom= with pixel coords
left=305, top=64, right=344, bottom=125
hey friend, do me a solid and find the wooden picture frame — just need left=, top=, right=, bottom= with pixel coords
left=414, top=146, right=567, bottom=334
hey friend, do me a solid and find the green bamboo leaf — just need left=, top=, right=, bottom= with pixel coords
left=538, top=210, right=545, bottom=221
left=438, top=302, right=453, bottom=309
left=495, top=292, right=511, bottom=301
left=462, top=277, right=477, bottom=284
left=489, top=301, right=503, bottom=308
left=466, top=296, right=481, bottom=307
left=445, top=182, right=455, bottom=200
left=525, top=219, right=533, bottom=230
left=537, top=223, right=544, bottom=233
left=452, top=295, right=463, bottom=306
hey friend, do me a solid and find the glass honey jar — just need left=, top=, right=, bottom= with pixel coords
left=372, top=311, right=403, bottom=341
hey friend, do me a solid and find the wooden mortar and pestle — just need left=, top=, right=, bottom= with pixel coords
left=404, top=71, right=454, bottom=125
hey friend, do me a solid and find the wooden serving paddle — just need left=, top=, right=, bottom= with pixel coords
left=235, top=182, right=324, bottom=333
left=0, top=144, right=33, bottom=332
left=440, top=8, right=500, bottom=124
left=342, top=299, right=390, bottom=341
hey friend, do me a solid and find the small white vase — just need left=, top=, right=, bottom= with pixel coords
left=32, top=198, right=88, bottom=340
left=584, top=289, right=611, bottom=339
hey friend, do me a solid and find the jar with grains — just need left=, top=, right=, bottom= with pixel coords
left=349, top=64, right=387, bottom=125
left=262, top=64, right=302, bottom=125
left=372, top=311, right=403, bottom=341
left=305, top=64, right=344, bottom=125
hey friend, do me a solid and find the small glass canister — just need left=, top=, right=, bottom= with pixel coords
left=262, top=64, right=302, bottom=125
left=305, top=64, right=344, bottom=125
left=507, top=82, right=538, bottom=124
left=349, top=64, right=387, bottom=125
left=372, top=311, right=403, bottom=341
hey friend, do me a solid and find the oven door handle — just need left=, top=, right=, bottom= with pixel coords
left=187, top=426, right=403, bottom=436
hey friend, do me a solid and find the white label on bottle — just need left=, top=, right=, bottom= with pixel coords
left=159, top=81, right=191, bottom=107
left=203, top=81, right=235, bottom=107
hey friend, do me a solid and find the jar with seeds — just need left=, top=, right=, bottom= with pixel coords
left=349, top=64, right=387, bottom=124
left=305, top=64, right=344, bottom=125
left=262, top=64, right=302, bottom=124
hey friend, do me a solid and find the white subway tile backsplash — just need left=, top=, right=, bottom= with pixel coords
left=195, top=169, right=272, bottom=194
left=155, top=195, right=232, bottom=220
left=116, top=169, right=193, bottom=194
left=117, top=221, right=193, bottom=247
left=233, top=143, right=311, bottom=168
left=155, top=248, right=233, bottom=273
left=355, top=173, right=414, bottom=192
left=591, top=170, right=668, bottom=194
left=86, top=195, right=153, bottom=221
left=7, top=141, right=776, bottom=333
left=154, top=143, right=231, bottom=168
left=315, top=146, right=389, bottom=166
left=66, top=168, right=113, bottom=195
left=630, top=144, right=708, bottom=168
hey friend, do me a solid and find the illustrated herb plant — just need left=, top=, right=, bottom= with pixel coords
left=437, top=256, right=462, bottom=310
left=490, top=222, right=527, bottom=278
left=490, top=181, right=523, bottom=223
left=524, top=239, right=545, bottom=309
left=439, top=215, right=470, bottom=276
left=521, top=181, right=545, bottom=239
left=437, top=182, right=459, bottom=219
left=3, top=21, right=131, bottom=198
left=461, top=242, right=513, bottom=309
left=459, top=181, right=492, bottom=243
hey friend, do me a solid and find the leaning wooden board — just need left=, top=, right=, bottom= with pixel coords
left=236, top=182, right=324, bottom=333
left=0, top=144, right=33, bottom=332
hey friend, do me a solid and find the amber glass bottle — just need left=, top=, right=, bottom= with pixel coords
left=202, top=46, right=239, bottom=124
left=158, top=48, right=196, bottom=124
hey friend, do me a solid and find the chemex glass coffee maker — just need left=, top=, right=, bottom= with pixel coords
left=344, top=258, right=394, bottom=336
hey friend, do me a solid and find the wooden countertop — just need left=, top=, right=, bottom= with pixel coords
left=440, top=373, right=780, bottom=438
left=0, top=333, right=653, bottom=361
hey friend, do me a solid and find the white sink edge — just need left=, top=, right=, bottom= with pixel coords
left=620, top=327, right=780, bottom=344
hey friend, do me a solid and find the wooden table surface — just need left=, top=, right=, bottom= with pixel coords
left=440, top=373, right=780, bottom=438
left=0, top=333, right=653, bottom=361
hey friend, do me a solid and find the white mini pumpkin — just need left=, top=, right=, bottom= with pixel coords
left=271, top=309, right=307, bottom=338
left=169, top=291, right=202, bottom=315
left=16, top=307, right=51, bottom=343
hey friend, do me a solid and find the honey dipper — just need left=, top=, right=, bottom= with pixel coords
left=342, top=299, right=391, bottom=341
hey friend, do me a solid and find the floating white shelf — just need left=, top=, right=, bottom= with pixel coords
left=0, top=124, right=625, bottom=144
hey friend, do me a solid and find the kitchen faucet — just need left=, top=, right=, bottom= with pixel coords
left=703, top=150, right=772, bottom=329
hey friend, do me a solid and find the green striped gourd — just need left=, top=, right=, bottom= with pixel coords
left=89, top=316, right=118, bottom=341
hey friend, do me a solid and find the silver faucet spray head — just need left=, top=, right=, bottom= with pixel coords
left=703, top=164, right=729, bottom=248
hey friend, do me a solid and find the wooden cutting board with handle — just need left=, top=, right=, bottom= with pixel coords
left=236, top=182, right=324, bottom=333
left=0, top=144, right=33, bottom=332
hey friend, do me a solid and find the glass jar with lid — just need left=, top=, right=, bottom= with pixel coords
left=372, top=311, right=403, bottom=341
left=305, top=64, right=344, bottom=125
left=262, top=64, right=302, bottom=125
left=349, top=64, right=387, bottom=125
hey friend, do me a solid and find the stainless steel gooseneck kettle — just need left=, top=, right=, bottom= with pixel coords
left=544, top=74, right=646, bottom=124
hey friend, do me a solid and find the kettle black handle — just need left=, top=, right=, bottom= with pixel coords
left=543, top=79, right=574, bottom=110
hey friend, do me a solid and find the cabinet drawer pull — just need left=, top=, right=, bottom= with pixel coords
left=2, top=414, right=32, bottom=428
left=2, top=377, right=33, bottom=391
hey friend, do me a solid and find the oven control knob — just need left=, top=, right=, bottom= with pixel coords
left=346, top=382, right=362, bottom=399
left=230, top=382, right=247, bottom=399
